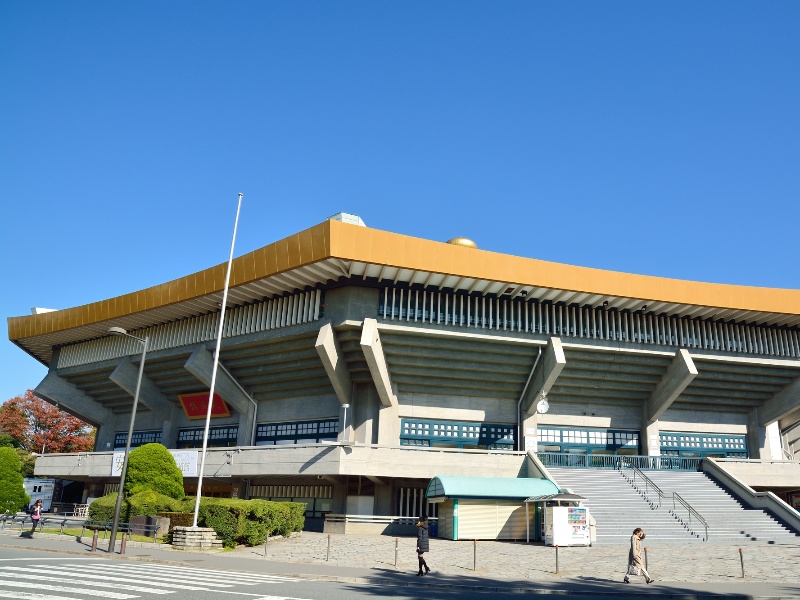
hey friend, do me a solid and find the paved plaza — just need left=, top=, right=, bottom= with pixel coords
left=244, top=531, right=800, bottom=585
left=2, top=527, right=799, bottom=598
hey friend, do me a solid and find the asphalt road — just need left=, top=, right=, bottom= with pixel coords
left=0, top=546, right=697, bottom=600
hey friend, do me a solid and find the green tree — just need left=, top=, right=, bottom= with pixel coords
left=0, top=447, right=30, bottom=513
left=1, top=434, right=35, bottom=477
left=0, top=434, right=19, bottom=448
left=124, top=443, right=184, bottom=499
left=16, top=449, right=35, bottom=478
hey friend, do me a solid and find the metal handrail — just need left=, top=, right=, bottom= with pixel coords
left=324, top=514, right=438, bottom=524
left=625, top=463, right=667, bottom=509
left=673, top=492, right=708, bottom=541
left=536, top=452, right=702, bottom=471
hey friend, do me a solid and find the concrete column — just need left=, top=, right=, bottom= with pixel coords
left=522, top=413, right=539, bottom=453
left=95, top=427, right=116, bottom=453
left=641, top=417, right=661, bottom=456
left=747, top=408, right=772, bottom=460
left=374, top=484, right=392, bottom=514
left=161, top=409, right=178, bottom=449
left=351, top=383, right=379, bottom=444
left=377, top=402, right=400, bottom=446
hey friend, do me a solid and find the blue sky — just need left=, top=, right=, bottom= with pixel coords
left=1, top=1, right=798, bottom=403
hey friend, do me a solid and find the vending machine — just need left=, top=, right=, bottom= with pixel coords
left=544, top=505, right=590, bottom=546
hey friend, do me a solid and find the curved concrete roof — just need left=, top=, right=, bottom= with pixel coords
left=8, top=218, right=800, bottom=364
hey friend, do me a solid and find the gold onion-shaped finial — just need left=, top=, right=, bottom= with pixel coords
left=446, top=237, right=478, bottom=249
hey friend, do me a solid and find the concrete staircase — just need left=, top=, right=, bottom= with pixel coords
left=547, top=466, right=800, bottom=545
left=644, top=470, right=799, bottom=545
left=546, top=467, right=698, bottom=545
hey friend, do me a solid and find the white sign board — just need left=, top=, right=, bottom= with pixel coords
left=112, top=450, right=198, bottom=477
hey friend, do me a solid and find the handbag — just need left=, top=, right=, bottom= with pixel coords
left=626, top=565, right=640, bottom=576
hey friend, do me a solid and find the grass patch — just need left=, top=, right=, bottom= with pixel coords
left=37, top=526, right=164, bottom=543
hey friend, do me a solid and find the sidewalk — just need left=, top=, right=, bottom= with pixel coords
left=1, top=528, right=799, bottom=599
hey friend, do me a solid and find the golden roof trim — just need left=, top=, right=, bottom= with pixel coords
left=8, top=219, right=800, bottom=343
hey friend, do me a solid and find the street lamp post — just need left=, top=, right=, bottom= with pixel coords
left=107, top=326, right=148, bottom=553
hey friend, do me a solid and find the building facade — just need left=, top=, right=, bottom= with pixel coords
left=8, top=215, right=800, bottom=526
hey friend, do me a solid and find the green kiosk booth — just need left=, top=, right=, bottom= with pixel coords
left=425, top=475, right=559, bottom=541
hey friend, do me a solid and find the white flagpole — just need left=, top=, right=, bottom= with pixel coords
left=192, top=192, right=244, bottom=528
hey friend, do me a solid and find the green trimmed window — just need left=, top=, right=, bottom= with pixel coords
left=659, top=432, right=747, bottom=458
left=177, top=426, right=238, bottom=449
left=114, top=430, right=162, bottom=451
left=537, top=427, right=640, bottom=455
left=401, top=418, right=515, bottom=450
left=255, top=419, right=339, bottom=445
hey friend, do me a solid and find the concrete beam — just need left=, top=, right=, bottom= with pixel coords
left=645, top=349, right=698, bottom=424
left=523, top=337, right=566, bottom=415
left=360, top=318, right=398, bottom=408
left=365, top=475, right=387, bottom=486
left=315, top=323, right=353, bottom=406
left=184, top=346, right=256, bottom=445
left=759, top=375, right=800, bottom=426
left=34, top=372, right=111, bottom=427
left=778, top=406, right=800, bottom=433
left=184, top=346, right=251, bottom=415
left=109, top=357, right=172, bottom=420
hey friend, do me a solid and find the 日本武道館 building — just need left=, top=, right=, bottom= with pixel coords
left=8, top=213, right=800, bottom=543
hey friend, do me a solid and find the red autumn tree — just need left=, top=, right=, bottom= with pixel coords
left=0, top=390, right=95, bottom=453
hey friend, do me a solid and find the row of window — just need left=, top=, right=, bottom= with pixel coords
left=255, top=419, right=338, bottom=446
left=401, top=419, right=515, bottom=450
left=115, top=419, right=340, bottom=450
left=114, top=422, right=748, bottom=458
left=537, top=427, right=748, bottom=458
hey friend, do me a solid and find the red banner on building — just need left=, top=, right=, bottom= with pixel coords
left=178, top=393, right=231, bottom=419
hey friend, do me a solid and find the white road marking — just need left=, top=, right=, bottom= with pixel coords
left=0, top=592, right=84, bottom=600
left=0, top=571, right=172, bottom=594
left=0, top=560, right=308, bottom=599
left=0, top=567, right=206, bottom=591
left=0, top=559, right=96, bottom=562
left=25, top=565, right=234, bottom=591
left=0, top=580, right=136, bottom=599
left=77, top=563, right=299, bottom=584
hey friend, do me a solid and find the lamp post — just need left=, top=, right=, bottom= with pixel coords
left=107, top=326, right=148, bottom=552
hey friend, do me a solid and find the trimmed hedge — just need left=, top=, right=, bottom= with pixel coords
left=89, top=493, right=305, bottom=548
left=193, top=498, right=305, bottom=548
left=157, top=511, right=194, bottom=532
left=88, top=490, right=182, bottom=522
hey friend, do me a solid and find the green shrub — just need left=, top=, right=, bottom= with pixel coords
left=88, top=490, right=183, bottom=522
left=156, top=511, right=194, bottom=532
left=124, top=443, right=184, bottom=499
left=173, top=498, right=305, bottom=548
left=0, top=447, right=29, bottom=513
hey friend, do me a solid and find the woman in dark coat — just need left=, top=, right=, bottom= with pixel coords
left=416, top=514, right=431, bottom=576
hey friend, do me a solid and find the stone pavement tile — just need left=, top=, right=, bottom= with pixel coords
left=234, top=532, right=800, bottom=584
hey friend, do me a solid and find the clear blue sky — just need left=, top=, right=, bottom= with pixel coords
left=1, top=1, right=798, bottom=403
